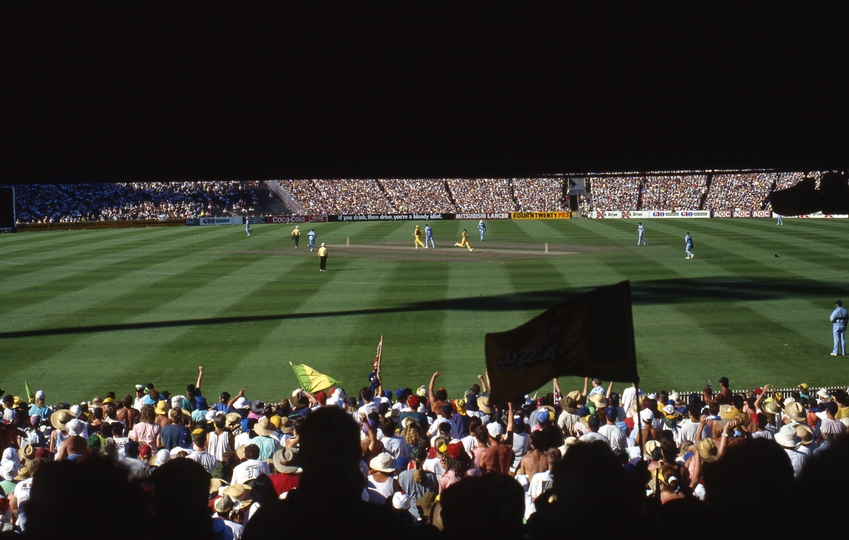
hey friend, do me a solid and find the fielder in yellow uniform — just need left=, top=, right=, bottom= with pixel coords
left=454, top=229, right=473, bottom=252
left=414, top=225, right=425, bottom=248
left=291, top=226, right=301, bottom=248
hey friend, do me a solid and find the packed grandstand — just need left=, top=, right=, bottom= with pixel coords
left=3, top=171, right=820, bottom=223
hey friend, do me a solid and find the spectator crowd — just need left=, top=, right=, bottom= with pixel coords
left=5, top=172, right=817, bottom=224
left=5, top=182, right=260, bottom=224
left=1, top=366, right=846, bottom=539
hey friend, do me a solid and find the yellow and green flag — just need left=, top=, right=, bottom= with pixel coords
left=485, top=281, right=639, bottom=403
left=289, top=362, right=340, bottom=393
left=24, top=380, right=34, bottom=403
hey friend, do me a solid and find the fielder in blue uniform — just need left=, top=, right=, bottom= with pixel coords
left=637, top=222, right=646, bottom=245
left=245, top=219, right=251, bottom=237
left=425, top=224, right=435, bottom=248
left=308, top=229, right=317, bottom=251
left=831, top=300, right=847, bottom=356
left=478, top=220, right=486, bottom=241
left=685, top=232, right=694, bottom=259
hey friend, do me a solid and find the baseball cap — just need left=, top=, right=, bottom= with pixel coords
left=486, top=422, right=503, bottom=438
left=35, top=390, right=46, bottom=400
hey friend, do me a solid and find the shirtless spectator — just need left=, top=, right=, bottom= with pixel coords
left=479, top=403, right=515, bottom=475
left=56, top=419, right=89, bottom=460
left=517, top=430, right=549, bottom=484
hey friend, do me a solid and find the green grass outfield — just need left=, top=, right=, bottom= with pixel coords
left=1, top=218, right=847, bottom=404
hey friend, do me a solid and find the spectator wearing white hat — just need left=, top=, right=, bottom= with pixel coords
left=56, top=419, right=88, bottom=461
left=775, top=424, right=807, bottom=477
left=27, top=391, right=50, bottom=424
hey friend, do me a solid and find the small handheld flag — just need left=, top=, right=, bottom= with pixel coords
left=24, top=380, right=34, bottom=403
left=289, top=362, right=340, bottom=394
left=372, top=335, right=384, bottom=372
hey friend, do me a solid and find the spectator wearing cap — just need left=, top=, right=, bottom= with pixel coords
left=367, top=452, right=401, bottom=501
left=27, top=391, right=51, bottom=423
left=450, top=398, right=471, bottom=438
left=437, top=441, right=477, bottom=493
left=599, top=406, right=628, bottom=451
left=121, top=441, right=151, bottom=480
left=133, top=384, right=146, bottom=411
left=231, top=444, right=270, bottom=485
left=187, top=432, right=218, bottom=473
left=479, top=403, right=515, bottom=475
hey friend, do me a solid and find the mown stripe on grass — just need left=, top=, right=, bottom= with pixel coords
left=0, top=228, right=252, bottom=331
left=0, top=228, right=193, bottom=294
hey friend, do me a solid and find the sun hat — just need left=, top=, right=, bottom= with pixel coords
left=272, top=448, right=300, bottom=474
left=225, top=412, right=242, bottom=429
left=232, top=397, right=250, bottom=410
left=392, top=492, right=411, bottom=510
left=794, top=424, right=814, bottom=445
left=478, top=397, right=492, bottom=415
left=775, top=425, right=801, bottom=448
left=816, top=389, right=832, bottom=402
left=291, top=393, right=309, bottom=408
left=66, top=418, right=85, bottom=437
left=223, top=484, right=251, bottom=501
left=250, top=399, right=264, bottom=414
left=785, top=402, right=806, bottom=423
left=589, top=393, right=608, bottom=408
left=385, top=408, right=401, bottom=421
left=214, top=494, right=234, bottom=513
left=644, top=440, right=661, bottom=456
left=697, top=438, right=717, bottom=460
left=417, top=386, right=427, bottom=397
left=278, top=417, right=294, bottom=434
left=154, top=449, right=171, bottom=467
left=209, top=477, right=229, bottom=495
left=50, top=409, right=74, bottom=430
left=369, top=452, right=397, bottom=474
left=154, top=401, right=168, bottom=416
left=254, top=417, right=276, bottom=437
left=14, top=465, right=31, bottom=482
left=762, top=401, right=781, bottom=415
left=561, top=395, right=578, bottom=414
left=65, top=418, right=85, bottom=437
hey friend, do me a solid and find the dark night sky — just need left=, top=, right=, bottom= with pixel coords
left=5, top=3, right=847, bottom=183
